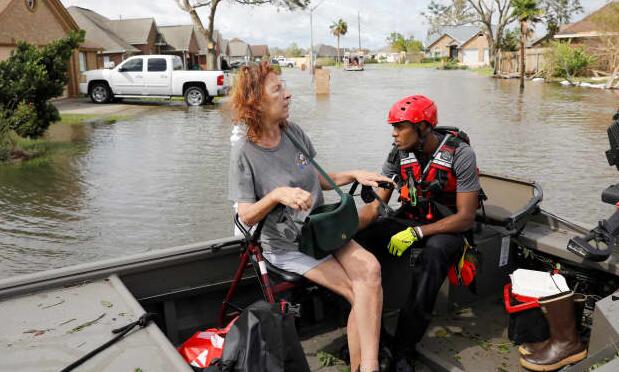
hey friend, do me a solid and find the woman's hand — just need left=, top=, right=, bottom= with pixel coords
left=273, top=187, right=313, bottom=211
left=352, top=170, right=395, bottom=188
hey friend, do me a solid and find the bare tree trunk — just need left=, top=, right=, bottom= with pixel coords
left=177, top=0, right=220, bottom=70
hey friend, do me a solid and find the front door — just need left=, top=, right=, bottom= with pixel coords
left=111, top=57, right=144, bottom=95
left=449, top=46, right=458, bottom=61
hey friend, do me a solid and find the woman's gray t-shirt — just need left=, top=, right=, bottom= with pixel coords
left=228, top=122, right=324, bottom=253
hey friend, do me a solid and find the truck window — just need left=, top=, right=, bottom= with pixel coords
left=121, top=58, right=143, bottom=72
left=172, top=57, right=183, bottom=71
left=148, top=58, right=167, bottom=72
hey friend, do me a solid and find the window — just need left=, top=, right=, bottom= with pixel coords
left=172, top=57, right=183, bottom=71
left=121, top=58, right=143, bottom=72
left=78, top=52, right=87, bottom=72
left=148, top=58, right=167, bottom=72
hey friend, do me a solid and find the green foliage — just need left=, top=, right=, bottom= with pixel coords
left=386, top=32, right=424, bottom=54
left=0, top=30, right=84, bottom=139
left=512, top=0, right=544, bottom=23
left=284, top=42, right=305, bottom=58
left=329, top=19, right=348, bottom=38
left=438, top=60, right=468, bottom=70
left=317, top=351, right=339, bottom=367
left=315, top=58, right=335, bottom=67
left=542, top=0, right=583, bottom=36
left=546, top=41, right=595, bottom=79
left=499, top=28, right=520, bottom=52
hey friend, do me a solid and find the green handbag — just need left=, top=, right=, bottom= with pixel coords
left=284, top=129, right=359, bottom=259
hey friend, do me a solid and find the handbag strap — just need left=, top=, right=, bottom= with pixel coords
left=283, top=128, right=344, bottom=197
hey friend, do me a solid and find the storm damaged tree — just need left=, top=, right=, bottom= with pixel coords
left=588, top=2, right=619, bottom=89
left=0, top=31, right=84, bottom=144
left=422, top=0, right=476, bottom=39
left=541, top=0, right=583, bottom=37
left=467, top=0, right=517, bottom=73
left=176, top=0, right=309, bottom=70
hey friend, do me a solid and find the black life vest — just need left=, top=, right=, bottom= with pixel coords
left=388, top=127, right=473, bottom=223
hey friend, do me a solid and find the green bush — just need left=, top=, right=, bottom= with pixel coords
left=0, top=31, right=84, bottom=139
left=546, top=42, right=595, bottom=79
left=438, top=59, right=468, bottom=70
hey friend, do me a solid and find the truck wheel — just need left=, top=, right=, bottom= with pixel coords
left=90, top=82, right=111, bottom=104
left=288, top=63, right=293, bottom=68
left=184, top=86, right=206, bottom=106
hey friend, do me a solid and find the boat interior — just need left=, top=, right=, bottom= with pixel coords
left=1, top=173, right=619, bottom=371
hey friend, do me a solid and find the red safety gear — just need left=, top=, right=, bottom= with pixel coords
left=387, top=95, right=438, bottom=127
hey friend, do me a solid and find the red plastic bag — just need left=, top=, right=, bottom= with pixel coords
left=178, top=316, right=238, bottom=368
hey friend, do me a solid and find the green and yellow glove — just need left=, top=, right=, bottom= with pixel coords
left=388, top=227, right=421, bottom=257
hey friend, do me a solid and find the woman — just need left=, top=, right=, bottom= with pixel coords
left=228, top=61, right=388, bottom=372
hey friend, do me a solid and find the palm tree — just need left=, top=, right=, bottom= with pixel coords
left=511, top=0, right=544, bottom=90
left=329, top=19, right=348, bottom=67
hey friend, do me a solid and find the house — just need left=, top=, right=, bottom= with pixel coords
left=106, top=17, right=161, bottom=55
left=67, top=6, right=140, bottom=67
left=555, top=1, right=619, bottom=72
left=314, top=44, right=338, bottom=59
left=228, top=38, right=252, bottom=65
left=374, top=46, right=403, bottom=63
left=0, top=0, right=103, bottom=98
left=158, top=25, right=199, bottom=69
left=426, top=25, right=490, bottom=67
left=250, top=44, right=269, bottom=62
left=194, top=28, right=228, bottom=70
left=555, top=1, right=619, bottom=42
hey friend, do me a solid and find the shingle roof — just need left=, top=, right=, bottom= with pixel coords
left=106, top=18, right=155, bottom=45
left=228, top=38, right=251, bottom=57
left=250, top=44, right=269, bottom=57
left=314, top=44, right=338, bottom=57
left=68, top=6, right=139, bottom=54
left=556, top=1, right=619, bottom=38
left=427, top=25, right=484, bottom=48
left=158, top=25, right=194, bottom=51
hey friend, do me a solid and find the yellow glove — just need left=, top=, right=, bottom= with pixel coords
left=388, top=227, right=420, bottom=257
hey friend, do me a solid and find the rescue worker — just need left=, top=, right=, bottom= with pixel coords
left=356, top=95, right=481, bottom=371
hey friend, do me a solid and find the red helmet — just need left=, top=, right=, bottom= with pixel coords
left=387, top=95, right=438, bottom=127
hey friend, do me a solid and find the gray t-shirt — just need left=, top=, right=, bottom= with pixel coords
left=228, top=122, right=324, bottom=253
left=382, top=132, right=481, bottom=193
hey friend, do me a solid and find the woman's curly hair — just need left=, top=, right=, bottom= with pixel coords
left=228, top=61, right=284, bottom=141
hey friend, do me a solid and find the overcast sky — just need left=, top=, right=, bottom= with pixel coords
left=60, top=0, right=611, bottom=50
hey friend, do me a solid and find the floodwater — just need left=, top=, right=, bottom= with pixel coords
left=1, top=66, right=618, bottom=279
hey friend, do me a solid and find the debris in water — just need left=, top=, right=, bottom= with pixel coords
left=59, top=318, right=77, bottom=326
left=67, top=313, right=106, bottom=334
left=23, top=328, right=54, bottom=336
left=42, top=299, right=65, bottom=309
left=100, top=300, right=113, bottom=308
left=429, top=326, right=450, bottom=338
left=455, top=307, right=474, bottom=318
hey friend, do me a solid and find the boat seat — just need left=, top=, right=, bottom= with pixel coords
left=476, top=174, right=543, bottom=232
left=251, top=255, right=305, bottom=283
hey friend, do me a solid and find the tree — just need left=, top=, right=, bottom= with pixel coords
left=176, top=0, right=308, bottom=70
left=330, top=18, right=348, bottom=67
left=498, top=28, right=520, bottom=52
left=387, top=33, right=423, bottom=54
left=422, top=0, right=476, bottom=38
left=511, top=0, right=543, bottom=89
left=589, top=2, right=619, bottom=88
left=467, top=0, right=517, bottom=72
left=0, top=31, right=84, bottom=141
left=541, top=0, right=583, bottom=37
left=285, top=42, right=305, bottom=58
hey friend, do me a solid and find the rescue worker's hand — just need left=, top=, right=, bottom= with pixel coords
left=353, top=170, right=395, bottom=188
left=388, top=227, right=420, bottom=256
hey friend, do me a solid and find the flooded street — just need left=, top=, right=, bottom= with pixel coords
left=1, top=66, right=618, bottom=279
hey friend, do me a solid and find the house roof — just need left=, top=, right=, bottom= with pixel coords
left=555, top=1, right=619, bottom=39
left=106, top=18, right=155, bottom=45
left=314, top=44, right=338, bottom=57
left=228, top=38, right=251, bottom=57
left=250, top=44, right=269, bottom=57
left=193, top=27, right=223, bottom=55
left=158, top=25, right=194, bottom=51
left=427, top=25, right=483, bottom=49
left=68, top=7, right=139, bottom=54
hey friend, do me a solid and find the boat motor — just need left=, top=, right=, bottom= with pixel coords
left=568, top=109, right=619, bottom=262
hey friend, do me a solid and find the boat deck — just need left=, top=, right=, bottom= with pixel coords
left=0, top=275, right=188, bottom=372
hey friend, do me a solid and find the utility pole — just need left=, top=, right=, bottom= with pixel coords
left=357, top=11, right=361, bottom=50
left=309, top=0, right=326, bottom=76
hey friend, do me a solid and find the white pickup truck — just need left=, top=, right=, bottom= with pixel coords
left=274, top=56, right=296, bottom=68
left=79, top=55, right=231, bottom=106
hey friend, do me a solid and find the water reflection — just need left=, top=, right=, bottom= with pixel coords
left=0, top=66, right=618, bottom=278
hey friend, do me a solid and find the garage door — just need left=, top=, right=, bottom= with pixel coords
left=463, top=49, right=478, bottom=66
left=483, top=49, right=490, bottom=65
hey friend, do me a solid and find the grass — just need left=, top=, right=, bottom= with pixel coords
left=472, top=67, right=494, bottom=76
left=374, top=62, right=441, bottom=69
left=56, top=113, right=128, bottom=125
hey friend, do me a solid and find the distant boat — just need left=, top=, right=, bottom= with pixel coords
left=343, top=52, right=364, bottom=71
